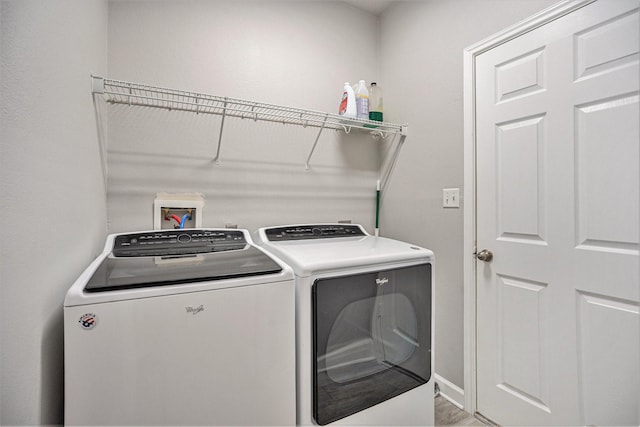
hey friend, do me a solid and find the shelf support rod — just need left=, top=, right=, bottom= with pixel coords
left=379, top=131, right=406, bottom=192
left=305, top=114, right=328, bottom=170
left=213, top=98, right=228, bottom=165
left=90, top=76, right=108, bottom=192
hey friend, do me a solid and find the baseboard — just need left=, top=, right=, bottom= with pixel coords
left=434, top=373, right=466, bottom=410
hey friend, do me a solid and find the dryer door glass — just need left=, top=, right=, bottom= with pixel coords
left=312, top=263, right=432, bottom=425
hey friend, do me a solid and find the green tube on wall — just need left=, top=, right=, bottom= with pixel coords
left=375, top=180, right=380, bottom=236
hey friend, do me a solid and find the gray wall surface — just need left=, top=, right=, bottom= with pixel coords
left=379, top=0, right=557, bottom=390
left=0, top=0, right=108, bottom=425
left=106, top=1, right=382, bottom=234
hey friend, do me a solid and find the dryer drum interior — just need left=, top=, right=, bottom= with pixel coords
left=312, top=263, right=432, bottom=425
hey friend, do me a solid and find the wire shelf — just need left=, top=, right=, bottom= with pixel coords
left=92, top=76, right=407, bottom=137
left=91, top=75, right=406, bottom=190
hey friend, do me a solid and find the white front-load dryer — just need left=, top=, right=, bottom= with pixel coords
left=64, top=228, right=296, bottom=426
left=255, top=224, right=435, bottom=426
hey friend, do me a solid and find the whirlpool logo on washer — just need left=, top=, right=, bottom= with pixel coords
left=185, top=305, right=205, bottom=315
left=376, top=277, right=389, bottom=285
left=78, top=313, right=98, bottom=330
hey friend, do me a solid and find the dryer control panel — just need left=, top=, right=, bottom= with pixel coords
left=113, top=229, right=247, bottom=257
left=265, top=224, right=365, bottom=241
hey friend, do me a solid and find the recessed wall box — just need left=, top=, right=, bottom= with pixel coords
left=153, top=193, right=205, bottom=230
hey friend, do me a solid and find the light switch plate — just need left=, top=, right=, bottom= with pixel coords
left=443, top=188, right=460, bottom=208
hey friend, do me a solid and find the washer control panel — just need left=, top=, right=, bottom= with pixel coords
left=113, top=229, right=247, bottom=257
left=265, top=224, right=366, bottom=241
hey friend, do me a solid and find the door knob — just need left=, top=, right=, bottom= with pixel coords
left=476, top=249, right=493, bottom=262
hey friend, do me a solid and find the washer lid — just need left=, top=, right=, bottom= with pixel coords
left=257, top=232, right=434, bottom=277
left=85, top=246, right=282, bottom=293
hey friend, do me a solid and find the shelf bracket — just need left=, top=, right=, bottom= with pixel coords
left=340, top=125, right=352, bottom=134
left=305, top=113, right=328, bottom=170
left=371, top=130, right=386, bottom=139
left=92, top=93, right=108, bottom=192
left=90, top=76, right=108, bottom=191
left=379, top=131, right=406, bottom=192
left=91, top=75, right=105, bottom=94
left=213, top=98, right=228, bottom=165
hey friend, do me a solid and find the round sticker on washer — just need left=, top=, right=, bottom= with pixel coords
left=79, top=313, right=98, bottom=330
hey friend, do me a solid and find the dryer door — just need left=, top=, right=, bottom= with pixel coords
left=312, top=263, right=432, bottom=425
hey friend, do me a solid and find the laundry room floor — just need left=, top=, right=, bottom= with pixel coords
left=435, top=395, right=490, bottom=426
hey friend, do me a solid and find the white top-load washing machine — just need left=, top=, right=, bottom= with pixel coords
left=254, top=224, right=435, bottom=426
left=64, top=228, right=296, bottom=426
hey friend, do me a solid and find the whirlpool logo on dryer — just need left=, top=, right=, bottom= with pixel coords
left=376, top=277, right=389, bottom=285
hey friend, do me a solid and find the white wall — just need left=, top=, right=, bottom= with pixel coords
left=379, top=0, right=557, bottom=397
left=106, top=1, right=382, bottom=233
left=0, top=1, right=108, bottom=425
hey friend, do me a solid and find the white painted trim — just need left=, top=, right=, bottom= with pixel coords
left=464, top=0, right=597, bottom=56
left=461, top=0, right=597, bottom=417
left=435, top=373, right=465, bottom=409
left=462, top=43, right=477, bottom=416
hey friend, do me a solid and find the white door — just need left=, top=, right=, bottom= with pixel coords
left=475, top=1, right=639, bottom=425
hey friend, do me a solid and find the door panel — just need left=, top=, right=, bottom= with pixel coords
left=496, top=275, right=549, bottom=412
left=496, top=114, right=546, bottom=242
left=576, top=292, right=639, bottom=426
left=475, top=1, right=639, bottom=425
left=574, top=8, right=639, bottom=80
left=495, top=47, right=546, bottom=103
left=575, top=94, right=639, bottom=250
